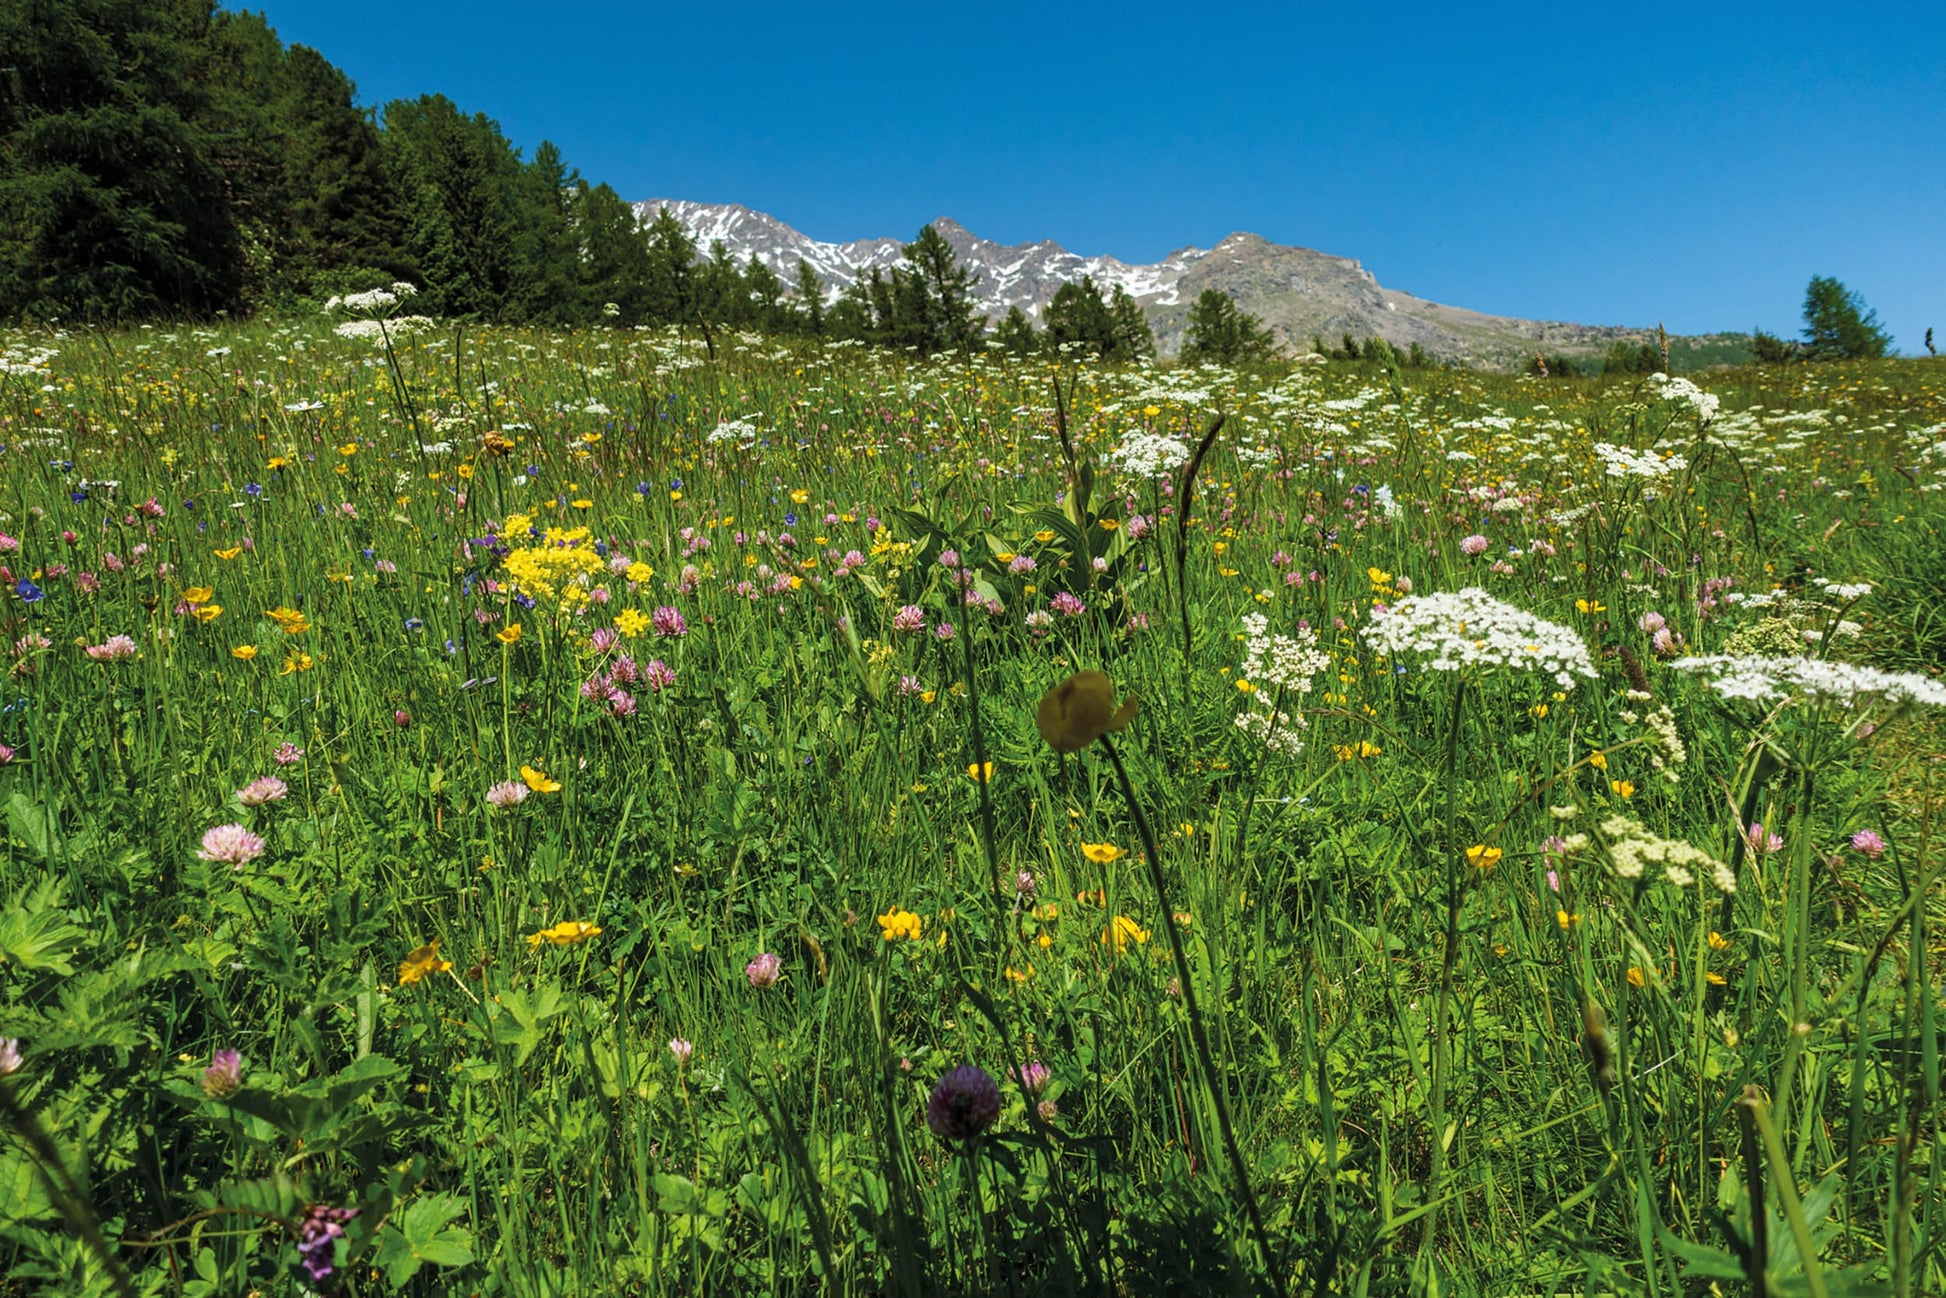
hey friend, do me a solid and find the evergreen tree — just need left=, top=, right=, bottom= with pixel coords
left=643, top=206, right=697, bottom=324
left=1045, top=276, right=1117, bottom=358
left=793, top=259, right=824, bottom=334
left=900, top=224, right=984, bottom=353
left=1107, top=285, right=1154, bottom=361
left=512, top=141, right=585, bottom=323
left=572, top=182, right=655, bottom=322
left=1751, top=328, right=1802, bottom=365
left=0, top=0, right=241, bottom=318
left=381, top=95, right=529, bottom=319
left=824, top=280, right=875, bottom=341
left=1800, top=275, right=1891, bottom=360
left=993, top=306, right=1038, bottom=356
left=1180, top=288, right=1277, bottom=364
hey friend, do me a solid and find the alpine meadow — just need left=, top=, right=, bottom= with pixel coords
left=3, top=3, right=1946, bottom=1297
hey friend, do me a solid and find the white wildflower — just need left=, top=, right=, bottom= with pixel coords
left=1670, top=656, right=1946, bottom=709
left=1362, top=588, right=1598, bottom=690
left=1105, top=432, right=1191, bottom=479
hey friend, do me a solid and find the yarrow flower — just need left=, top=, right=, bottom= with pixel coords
left=196, top=823, right=265, bottom=868
left=1600, top=816, right=1736, bottom=891
left=1362, top=587, right=1597, bottom=690
left=926, top=1065, right=1002, bottom=1142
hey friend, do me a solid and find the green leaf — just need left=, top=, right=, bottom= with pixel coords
left=376, top=1192, right=475, bottom=1284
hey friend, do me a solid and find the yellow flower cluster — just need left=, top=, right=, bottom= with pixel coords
left=876, top=906, right=923, bottom=941
left=501, top=522, right=605, bottom=607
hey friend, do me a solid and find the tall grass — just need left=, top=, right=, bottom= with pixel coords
left=0, top=319, right=1942, bottom=1295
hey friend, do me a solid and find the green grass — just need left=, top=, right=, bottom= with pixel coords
left=1, top=318, right=1944, bottom=1296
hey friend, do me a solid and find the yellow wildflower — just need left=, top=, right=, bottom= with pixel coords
left=1035, top=670, right=1137, bottom=755
left=230, top=645, right=258, bottom=660
left=876, top=906, right=923, bottom=942
left=528, top=920, right=601, bottom=948
left=615, top=608, right=650, bottom=637
left=496, top=624, right=522, bottom=645
left=1101, top=915, right=1150, bottom=952
left=398, top=938, right=452, bottom=986
left=1466, top=844, right=1504, bottom=871
left=1081, top=842, right=1125, bottom=864
left=182, top=586, right=215, bottom=605
left=520, top=765, right=561, bottom=793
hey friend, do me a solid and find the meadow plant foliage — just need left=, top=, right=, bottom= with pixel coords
left=0, top=318, right=1944, bottom=1295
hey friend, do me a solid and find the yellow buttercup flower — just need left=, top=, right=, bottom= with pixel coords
left=398, top=938, right=452, bottom=986
left=496, top=623, right=522, bottom=645
left=193, top=604, right=223, bottom=623
left=1707, top=930, right=1730, bottom=952
left=1466, top=844, right=1504, bottom=871
left=214, top=547, right=243, bottom=560
left=1575, top=599, right=1607, bottom=614
left=265, top=607, right=310, bottom=635
left=520, top=765, right=561, bottom=793
left=231, top=645, right=258, bottom=660
left=1033, top=529, right=1056, bottom=543
left=1100, top=915, right=1150, bottom=953
left=967, top=761, right=993, bottom=783
left=1035, top=671, right=1138, bottom=755
left=1609, top=779, right=1635, bottom=799
left=876, top=906, right=923, bottom=942
left=1588, top=750, right=1608, bottom=771
left=527, top=920, right=601, bottom=948
left=1556, top=910, right=1580, bottom=929
left=182, top=586, right=215, bottom=605
left=280, top=652, right=315, bottom=675
left=1081, top=842, right=1125, bottom=864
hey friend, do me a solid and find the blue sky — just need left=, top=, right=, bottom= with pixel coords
left=247, top=1, right=1944, bottom=351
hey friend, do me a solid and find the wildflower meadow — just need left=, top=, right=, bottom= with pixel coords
left=2, top=311, right=1945, bottom=1296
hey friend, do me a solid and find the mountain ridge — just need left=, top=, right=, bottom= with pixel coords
left=633, top=199, right=1746, bottom=368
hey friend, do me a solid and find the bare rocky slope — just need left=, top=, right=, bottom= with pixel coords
left=636, top=199, right=1745, bottom=369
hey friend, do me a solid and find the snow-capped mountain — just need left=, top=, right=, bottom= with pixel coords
left=632, top=199, right=1741, bottom=367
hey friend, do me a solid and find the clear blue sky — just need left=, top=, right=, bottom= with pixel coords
left=245, top=1, right=1944, bottom=351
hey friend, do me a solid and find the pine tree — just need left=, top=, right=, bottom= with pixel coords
left=572, top=182, right=654, bottom=322
left=1180, top=288, right=1277, bottom=364
left=1045, top=276, right=1117, bottom=358
left=1107, top=285, right=1154, bottom=361
left=513, top=141, right=585, bottom=323
left=993, top=306, right=1038, bottom=356
left=901, top=224, right=984, bottom=353
left=1800, top=275, right=1891, bottom=361
left=381, top=95, right=529, bottom=319
left=793, top=259, right=824, bottom=334
left=643, top=206, right=697, bottom=324
left=0, top=0, right=241, bottom=318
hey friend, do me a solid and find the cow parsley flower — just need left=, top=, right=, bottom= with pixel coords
left=1669, top=656, right=1946, bottom=709
left=1104, top=432, right=1190, bottom=479
left=1362, top=588, right=1597, bottom=690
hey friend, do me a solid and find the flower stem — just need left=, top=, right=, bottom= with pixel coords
left=1100, top=734, right=1287, bottom=1297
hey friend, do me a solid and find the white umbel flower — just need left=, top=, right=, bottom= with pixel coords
left=1104, top=432, right=1191, bottom=478
left=1670, top=655, right=1946, bottom=709
left=1362, top=588, right=1597, bottom=690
